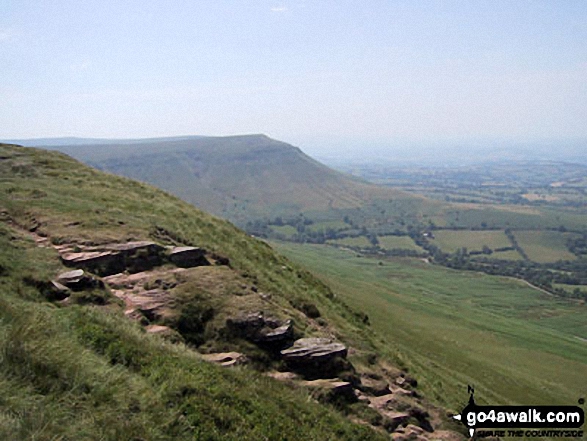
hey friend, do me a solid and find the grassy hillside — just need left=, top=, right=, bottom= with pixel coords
left=26, top=135, right=587, bottom=296
left=33, top=134, right=586, bottom=241
left=1, top=143, right=414, bottom=440
left=37, top=135, right=415, bottom=225
left=273, top=242, right=587, bottom=410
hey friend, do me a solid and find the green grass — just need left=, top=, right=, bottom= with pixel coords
left=430, top=230, right=512, bottom=253
left=0, top=144, right=388, bottom=440
left=46, top=135, right=414, bottom=226
left=327, top=236, right=372, bottom=248
left=272, top=242, right=587, bottom=411
left=270, top=224, right=297, bottom=237
left=432, top=205, right=587, bottom=231
left=305, top=220, right=349, bottom=233
left=482, top=249, right=524, bottom=261
left=377, top=235, right=422, bottom=251
left=513, top=230, right=578, bottom=263
left=554, top=283, right=587, bottom=293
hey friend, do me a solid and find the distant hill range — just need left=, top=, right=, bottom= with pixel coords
left=11, top=134, right=417, bottom=225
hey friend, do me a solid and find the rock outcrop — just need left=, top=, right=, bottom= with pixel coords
left=54, top=269, right=102, bottom=291
left=59, top=241, right=214, bottom=276
left=226, top=312, right=293, bottom=347
left=358, top=375, right=392, bottom=397
left=280, top=337, right=350, bottom=378
left=303, top=378, right=357, bottom=404
left=167, top=246, right=209, bottom=268
left=61, top=241, right=165, bottom=276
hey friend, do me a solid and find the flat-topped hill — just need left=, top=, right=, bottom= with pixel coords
left=25, top=134, right=419, bottom=224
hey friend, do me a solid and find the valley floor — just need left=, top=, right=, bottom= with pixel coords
left=271, top=241, right=587, bottom=411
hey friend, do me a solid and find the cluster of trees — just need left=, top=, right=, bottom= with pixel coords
left=406, top=227, right=587, bottom=301
left=246, top=215, right=587, bottom=301
left=245, top=216, right=359, bottom=244
left=567, top=233, right=587, bottom=257
left=504, top=228, right=530, bottom=260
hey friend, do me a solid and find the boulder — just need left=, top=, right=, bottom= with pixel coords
left=61, top=241, right=165, bottom=275
left=381, top=411, right=411, bottom=432
left=167, top=246, right=209, bottom=268
left=54, top=269, right=102, bottom=291
left=61, top=250, right=119, bottom=275
left=281, top=337, right=347, bottom=361
left=392, top=424, right=428, bottom=441
left=359, top=375, right=392, bottom=397
left=106, top=241, right=165, bottom=273
left=256, top=320, right=293, bottom=343
left=280, top=337, right=349, bottom=378
left=56, top=269, right=85, bottom=284
left=303, top=378, right=357, bottom=404
left=226, top=312, right=265, bottom=339
left=368, top=393, right=396, bottom=411
left=47, top=280, right=70, bottom=301
left=226, top=312, right=293, bottom=347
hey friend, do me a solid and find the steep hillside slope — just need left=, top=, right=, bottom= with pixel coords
left=30, top=135, right=421, bottom=224
left=0, top=144, right=463, bottom=440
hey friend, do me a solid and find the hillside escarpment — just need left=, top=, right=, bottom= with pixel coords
left=32, top=134, right=420, bottom=225
left=0, top=144, right=464, bottom=440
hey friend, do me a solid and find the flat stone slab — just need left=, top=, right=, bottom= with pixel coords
left=280, top=337, right=347, bottom=361
left=146, top=325, right=172, bottom=334
left=61, top=250, right=113, bottom=263
left=105, top=241, right=159, bottom=252
left=302, top=379, right=352, bottom=391
left=302, top=378, right=357, bottom=403
left=59, top=241, right=165, bottom=276
left=383, top=411, right=411, bottom=423
left=53, top=268, right=101, bottom=291
left=56, top=269, right=85, bottom=283
left=201, top=352, right=247, bottom=367
left=280, top=337, right=349, bottom=379
left=368, top=394, right=395, bottom=410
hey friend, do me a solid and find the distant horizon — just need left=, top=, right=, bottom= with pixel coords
left=2, top=1, right=586, bottom=145
left=4, top=132, right=586, bottom=166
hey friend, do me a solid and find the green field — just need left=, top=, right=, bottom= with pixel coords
left=554, top=283, right=587, bottom=293
left=482, top=249, right=524, bottom=261
left=306, top=220, right=349, bottom=233
left=272, top=242, right=587, bottom=411
left=270, top=224, right=298, bottom=237
left=327, top=236, right=372, bottom=248
left=513, top=230, right=578, bottom=263
left=430, top=230, right=512, bottom=253
left=377, top=235, right=422, bottom=251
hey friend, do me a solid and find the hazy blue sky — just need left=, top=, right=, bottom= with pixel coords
left=2, top=1, right=586, bottom=151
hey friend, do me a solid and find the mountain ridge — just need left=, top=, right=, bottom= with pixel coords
left=18, top=134, right=420, bottom=226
